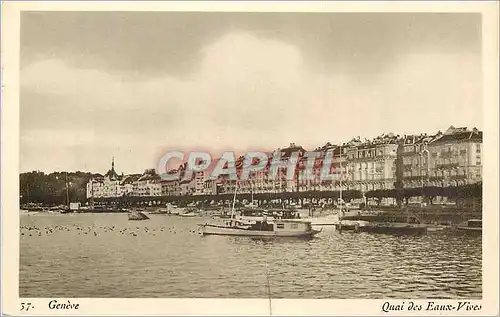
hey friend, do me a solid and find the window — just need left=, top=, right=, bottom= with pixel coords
left=276, top=224, right=285, bottom=229
left=291, top=224, right=298, bottom=229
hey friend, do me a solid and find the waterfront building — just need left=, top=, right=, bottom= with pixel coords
left=346, top=133, right=399, bottom=192
left=297, top=143, right=349, bottom=193
left=193, top=171, right=206, bottom=195
left=283, top=143, right=306, bottom=192
left=120, top=174, right=140, bottom=196
left=203, top=178, right=217, bottom=195
left=268, top=143, right=306, bottom=193
left=160, top=170, right=181, bottom=196
left=86, top=159, right=123, bottom=198
left=400, top=134, right=435, bottom=189
left=179, top=179, right=192, bottom=196
left=101, top=159, right=123, bottom=197
left=86, top=177, right=104, bottom=199
left=427, top=126, right=482, bottom=187
left=85, top=126, right=482, bottom=203
left=133, top=169, right=162, bottom=196
left=249, top=152, right=276, bottom=194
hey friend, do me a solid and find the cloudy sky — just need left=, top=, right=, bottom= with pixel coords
left=20, top=12, right=482, bottom=174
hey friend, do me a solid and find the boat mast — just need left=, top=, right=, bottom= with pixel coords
left=339, top=145, right=343, bottom=207
left=231, top=181, right=238, bottom=219
left=338, top=144, right=345, bottom=222
left=65, top=171, right=70, bottom=209
left=251, top=182, right=254, bottom=204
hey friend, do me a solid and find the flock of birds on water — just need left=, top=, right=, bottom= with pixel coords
left=20, top=222, right=203, bottom=238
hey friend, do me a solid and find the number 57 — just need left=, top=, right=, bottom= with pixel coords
left=20, top=302, right=32, bottom=311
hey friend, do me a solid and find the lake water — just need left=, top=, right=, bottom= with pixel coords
left=20, top=213, right=482, bottom=298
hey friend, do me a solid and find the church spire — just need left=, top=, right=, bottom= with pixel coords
left=112, top=156, right=115, bottom=171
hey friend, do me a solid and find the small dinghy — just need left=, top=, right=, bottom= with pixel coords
left=128, top=210, right=150, bottom=221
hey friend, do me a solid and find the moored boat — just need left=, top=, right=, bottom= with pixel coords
left=199, top=218, right=320, bottom=238
left=128, top=210, right=150, bottom=220
left=337, top=219, right=368, bottom=231
left=149, top=208, right=169, bottom=214
left=360, top=222, right=428, bottom=234
left=198, top=184, right=321, bottom=238
left=358, top=214, right=428, bottom=234
left=179, top=212, right=197, bottom=217
left=457, top=219, right=482, bottom=234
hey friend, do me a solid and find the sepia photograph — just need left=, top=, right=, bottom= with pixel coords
left=2, top=1, right=499, bottom=316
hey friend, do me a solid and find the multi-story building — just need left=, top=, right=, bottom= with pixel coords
left=133, top=169, right=162, bottom=196
left=400, top=134, right=435, bottom=189
left=259, top=143, right=306, bottom=193
left=297, top=143, right=349, bottom=192
left=86, top=126, right=482, bottom=203
left=120, top=174, right=140, bottom=196
left=427, top=126, right=482, bottom=187
left=86, top=159, right=123, bottom=198
left=86, top=177, right=104, bottom=199
left=161, top=170, right=181, bottom=196
left=203, top=179, right=217, bottom=195
left=193, top=171, right=206, bottom=195
left=346, top=134, right=398, bottom=192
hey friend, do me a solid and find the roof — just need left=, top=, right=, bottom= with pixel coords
left=431, top=126, right=482, bottom=144
left=120, top=174, right=141, bottom=185
left=313, top=143, right=346, bottom=156
left=279, top=143, right=306, bottom=157
left=401, top=134, right=437, bottom=146
left=137, top=169, right=161, bottom=182
left=104, top=168, right=120, bottom=181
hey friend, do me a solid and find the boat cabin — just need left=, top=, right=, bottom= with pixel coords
left=240, top=208, right=301, bottom=220
left=467, top=219, right=482, bottom=228
left=222, top=219, right=312, bottom=233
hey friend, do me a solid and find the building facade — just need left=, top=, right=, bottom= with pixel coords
left=86, top=127, right=482, bottom=201
left=427, top=126, right=482, bottom=187
left=346, top=134, right=398, bottom=192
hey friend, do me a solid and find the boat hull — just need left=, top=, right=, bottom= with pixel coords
left=361, top=223, right=427, bottom=234
left=128, top=211, right=150, bottom=220
left=179, top=213, right=196, bottom=217
left=456, top=227, right=482, bottom=235
left=200, top=225, right=320, bottom=238
left=337, top=220, right=368, bottom=231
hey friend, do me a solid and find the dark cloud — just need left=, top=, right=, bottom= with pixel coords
left=21, top=12, right=481, bottom=77
left=19, top=11, right=483, bottom=173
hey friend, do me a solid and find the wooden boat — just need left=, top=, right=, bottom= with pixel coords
left=128, top=210, right=150, bottom=220
left=457, top=219, right=482, bottom=234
